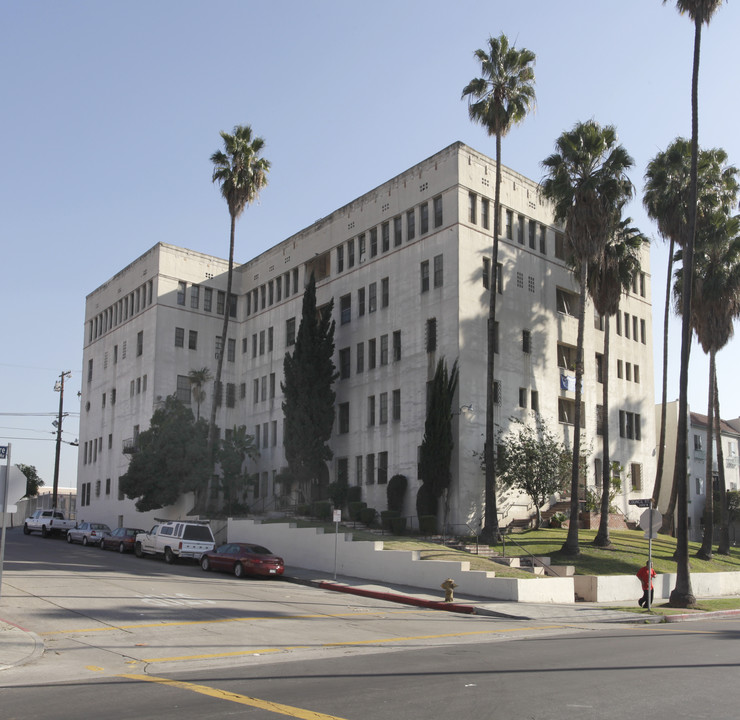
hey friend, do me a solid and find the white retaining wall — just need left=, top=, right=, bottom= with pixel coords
left=228, top=519, right=575, bottom=603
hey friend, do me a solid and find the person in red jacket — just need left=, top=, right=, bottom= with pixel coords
left=637, top=560, right=656, bottom=607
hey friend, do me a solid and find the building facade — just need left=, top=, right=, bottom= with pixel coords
left=78, top=141, right=656, bottom=531
left=657, top=401, right=740, bottom=542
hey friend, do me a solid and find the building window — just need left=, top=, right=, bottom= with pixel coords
left=531, top=390, right=539, bottom=413
left=421, top=260, right=430, bottom=293
left=394, top=216, right=402, bottom=246
left=368, top=282, right=377, bottom=313
left=286, top=317, right=296, bottom=346
left=381, top=277, right=389, bottom=308
left=347, top=238, right=355, bottom=268
left=619, top=411, right=641, bottom=440
left=340, top=294, right=351, bottom=324
left=368, top=396, right=376, bottom=426
left=217, top=290, right=226, bottom=315
left=539, top=224, right=547, bottom=254
left=557, top=342, right=577, bottom=371
left=226, top=383, right=236, bottom=408
left=555, top=231, right=566, bottom=260
left=479, top=197, right=489, bottom=229
left=596, top=353, right=604, bottom=383
left=640, top=318, right=646, bottom=344
left=370, top=227, right=378, bottom=257
left=469, top=192, right=477, bottom=224
left=494, top=380, right=501, bottom=405
left=270, top=372, right=275, bottom=399
left=483, top=257, right=491, bottom=289
left=176, top=375, right=191, bottom=404
left=505, top=209, right=513, bottom=239
left=393, top=330, right=401, bottom=361
left=337, top=245, right=344, bottom=273
left=366, top=454, right=375, bottom=485
left=624, top=312, right=631, bottom=339
left=596, top=404, right=604, bottom=436
left=518, top=387, right=527, bottom=408
left=517, top=214, right=525, bottom=244
left=175, top=327, right=184, bottom=348
left=204, top=287, right=212, bottom=312
left=528, top=220, right=536, bottom=249
left=358, top=233, right=366, bottom=260
left=339, top=347, right=351, bottom=380
left=185, top=330, right=196, bottom=350
left=356, top=342, right=365, bottom=373
left=380, top=334, right=389, bottom=365
left=617, top=359, right=623, bottom=378
left=433, top=195, right=443, bottom=227
left=407, top=209, right=415, bottom=241
left=433, top=254, right=443, bottom=288
left=631, top=463, right=643, bottom=491
left=556, top=288, right=577, bottom=316
left=368, top=338, right=376, bottom=369
left=558, top=398, right=585, bottom=426
left=393, top=389, right=401, bottom=421
left=522, top=330, right=531, bottom=354
left=517, top=272, right=524, bottom=289
left=379, top=393, right=388, bottom=424
left=382, top=221, right=390, bottom=252
left=190, top=285, right=200, bottom=309
left=136, top=331, right=143, bottom=357
left=177, top=281, right=186, bottom=305
left=338, top=403, right=349, bottom=434
left=228, top=338, right=236, bottom=362
left=634, top=365, right=640, bottom=383
left=426, top=318, right=437, bottom=353
left=633, top=315, right=639, bottom=343
left=420, top=202, right=429, bottom=234
left=357, top=287, right=366, bottom=317
left=378, top=452, right=388, bottom=484
left=496, top=263, right=503, bottom=294
left=253, top=379, right=259, bottom=404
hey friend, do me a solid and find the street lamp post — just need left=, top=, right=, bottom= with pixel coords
left=52, top=371, right=72, bottom=510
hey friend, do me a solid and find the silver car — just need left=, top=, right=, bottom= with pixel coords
left=67, top=522, right=111, bottom=546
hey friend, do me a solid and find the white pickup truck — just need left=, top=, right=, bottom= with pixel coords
left=23, top=509, right=77, bottom=538
left=134, top=520, right=215, bottom=564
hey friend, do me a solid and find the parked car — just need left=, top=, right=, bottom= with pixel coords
left=100, top=527, right=145, bottom=553
left=67, top=522, right=111, bottom=546
left=135, top=521, right=215, bottom=563
left=200, top=543, right=285, bottom=578
left=23, top=509, right=76, bottom=538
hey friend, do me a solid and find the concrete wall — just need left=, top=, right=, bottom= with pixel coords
left=228, top=518, right=575, bottom=603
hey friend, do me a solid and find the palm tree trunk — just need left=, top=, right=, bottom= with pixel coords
left=714, top=376, right=730, bottom=554
left=561, top=262, right=587, bottom=556
left=696, top=351, right=715, bottom=559
left=656, top=239, right=675, bottom=531
left=594, top=315, right=612, bottom=546
left=670, top=15, right=701, bottom=607
left=482, top=131, right=502, bottom=543
left=205, top=213, right=237, bottom=512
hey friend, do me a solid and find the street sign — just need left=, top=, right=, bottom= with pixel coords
left=333, top=509, right=342, bottom=523
left=640, top=508, right=662, bottom=539
left=629, top=498, right=652, bottom=507
left=0, top=465, right=26, bottom=513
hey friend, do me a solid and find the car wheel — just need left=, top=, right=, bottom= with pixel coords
left=118, top=543, right=125, bottom=554
left=100, top=539, right=106, bottom=550
left=234, top=562, right=245, bottom=579
left=66, top=532, right=73, bottom=543
left=23, top=524, right=30, bottom=535
left=41, top=526, right=48, bottom=538
left=201, top=556, right=211, bottom=571
left=164, top=547, right=175, bottom=564
left=82, top=536, right=89, bottom=546
left=134, top=542, right=143, bottom=558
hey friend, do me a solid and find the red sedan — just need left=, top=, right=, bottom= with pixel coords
left=200, top=543, right=285, bottom=579
left=100, top=527, right=145, bottom=553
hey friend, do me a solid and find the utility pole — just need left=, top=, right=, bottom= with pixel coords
left=52, top=371, right=72, bottom=510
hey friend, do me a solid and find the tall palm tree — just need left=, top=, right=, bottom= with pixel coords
left=674, top=212, right=740, bottom=559
left=663, top=0, right=725, bottom=608
left=643, top=141, right=738, bottom=534
left=541, top=120, right=634, bottom=556
left=587, top=217, right=647, bottom=547
left=188, top=367, right=212, bottom=421
left=461, top=34, right=536, bottom=541
left=207, top=125, right=270, bottom=508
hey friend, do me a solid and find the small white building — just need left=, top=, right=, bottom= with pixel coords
left=656, top=400, right=740, bottom=542
left=78, top=141, right=656, bottom=532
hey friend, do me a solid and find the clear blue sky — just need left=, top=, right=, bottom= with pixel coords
left=2, top=1, right=738, bottom=491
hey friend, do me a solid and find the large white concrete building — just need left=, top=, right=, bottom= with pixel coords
left=78, top=141, right=656, bottom=532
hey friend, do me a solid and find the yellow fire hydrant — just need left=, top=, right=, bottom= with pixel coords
left=441, top=578, right=457, bottom=603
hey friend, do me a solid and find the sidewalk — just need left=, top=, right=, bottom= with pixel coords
left=0, top=618, right=44, bottom=671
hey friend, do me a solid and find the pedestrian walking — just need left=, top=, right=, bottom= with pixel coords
left=636, top=560, right=656, bottom=607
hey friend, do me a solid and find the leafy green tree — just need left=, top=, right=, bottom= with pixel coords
left=541, top=120, right=634, bottom=556
left=674, top=212, right=740, bottom=558
left=207, top=125, right=270, bottom=506
left=17, top=464, right=44, bottom=498
left=498, top=417, right=569, bottom=529
left=120, top=396, right=209, bottom=512
left=419, top=358, right=459, bottom=510
left=587, top=218, right=647, bottom=547
left=188, top=367, right=212, bottom=421
left=282, top=273, right=338, bottom=501
left=643, top=141, right=738, bottom=532
left=462, top=34, right=536, bottom=542
left=663, top=0, right=725, bottom=608
left=219, top=425, right=257, bottom=515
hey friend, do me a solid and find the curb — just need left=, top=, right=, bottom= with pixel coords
left=0, top=618, right=45, bottom=670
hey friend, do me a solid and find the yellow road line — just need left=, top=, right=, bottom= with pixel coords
left=141, top=625, right=564, bottom=662
left=118, top=674, right=349, bottom=720
left=41, top=609, right=425, bottom=636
